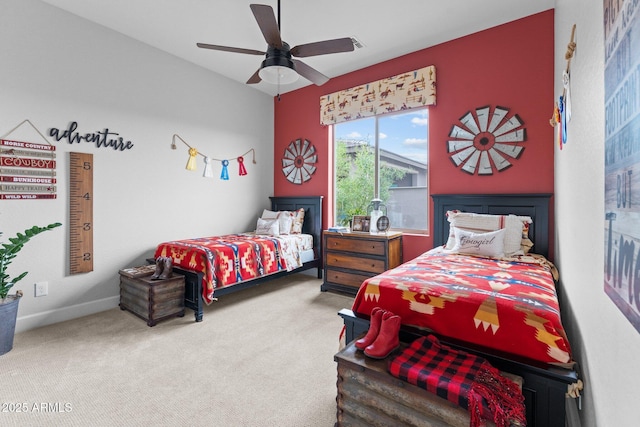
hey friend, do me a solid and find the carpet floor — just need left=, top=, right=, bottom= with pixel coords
left=2, top=272, right=354, bottom=427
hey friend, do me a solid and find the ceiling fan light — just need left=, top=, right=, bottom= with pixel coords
left=259, top=55, right=298, bottom=84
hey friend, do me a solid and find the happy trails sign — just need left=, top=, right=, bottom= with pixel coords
left=0, top=139, right=57, bottom=199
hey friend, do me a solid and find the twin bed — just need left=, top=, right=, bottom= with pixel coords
left=339, top=194, right=580, bottom=427
left=151, top=193, right=579, bottom=426
left=153, top=196, right=323, bottom=322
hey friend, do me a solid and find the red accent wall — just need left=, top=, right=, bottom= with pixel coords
left=274, top=10, right=554, bottom=261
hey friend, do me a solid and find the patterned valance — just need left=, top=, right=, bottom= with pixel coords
left=320, top=65, right=436, bottom=125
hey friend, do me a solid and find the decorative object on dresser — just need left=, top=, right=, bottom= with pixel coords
left=351, top=215, right=370, bottom=233
left=322, top=230, right=402, bottom=295
left=119, top=267, right=185, bottom=327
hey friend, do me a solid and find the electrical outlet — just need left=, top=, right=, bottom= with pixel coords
left=34, top=281, right=48, bottom=297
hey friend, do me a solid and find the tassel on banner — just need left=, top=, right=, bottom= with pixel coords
left=172, top=134, right=256, bottom=179
left=238, top=156, right=248, bottom=176
left=186, top=147, right=198, bottom=171
left=203, top=157, right=214, bottom=178
left=220, top=160, right=229, bottom=180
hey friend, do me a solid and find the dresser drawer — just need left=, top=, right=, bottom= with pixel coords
left=326, top=236, right=386, bottom=256
left=325, top=268, right=371, bottom=289
left=326, top=252, right=386, bottom=274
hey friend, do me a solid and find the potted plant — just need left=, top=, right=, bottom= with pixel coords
left=0, top=222, right=61, bottom=355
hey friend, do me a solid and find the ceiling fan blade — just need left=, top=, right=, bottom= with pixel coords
left=292, top=59, right=329, bottom=86
left=290, top=37, right=354, bottom=58
left=197, top=43, right=265, bottom=56
left=250, top=4, right=283, bottom=48
left=246, top=69, right=262, bottom=84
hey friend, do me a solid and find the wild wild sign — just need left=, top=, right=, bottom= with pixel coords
left=603, top=0, right=640, bottom=333
left=0, top=139, right=56, bottom=200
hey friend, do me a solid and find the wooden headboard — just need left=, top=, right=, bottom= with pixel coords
left=270, top=196, right=324, bottom=260
left=432, top=194, right=552, bottom=259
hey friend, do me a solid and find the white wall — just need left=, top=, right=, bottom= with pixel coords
left=0, top=0, right=274, bottom=332
left=554, top=1, right=639, bottom=426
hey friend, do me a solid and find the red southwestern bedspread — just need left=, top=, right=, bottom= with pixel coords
left=155, top=233, right=313, bottom=304
left=351, top=249, right=573, bottom=366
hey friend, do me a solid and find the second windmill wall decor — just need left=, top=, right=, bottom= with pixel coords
left=281, top=138, right=317, bottom=184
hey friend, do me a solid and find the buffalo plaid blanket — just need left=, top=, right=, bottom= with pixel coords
left=388, top=335, right=526, bottom=427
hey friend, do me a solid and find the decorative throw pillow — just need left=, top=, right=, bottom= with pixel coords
left=521, top=222, right=534, bottom=253
left=255, top=218, right=280, bottom=236
left=277, top=212, right=294, bottom=235
left=450, top=227, right=506, bottom=258
left=290, top=208, right=305, bottom=234
left=260, top=209, right=293, bottom=235
left=445, top=211, right=532, bottom=256
left=261, top=209, right=279, bottom=219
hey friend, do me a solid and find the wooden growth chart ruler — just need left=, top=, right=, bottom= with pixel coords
left=69, top=152, right=93, bottom=274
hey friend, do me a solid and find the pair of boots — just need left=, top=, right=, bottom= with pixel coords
left=355, top=307, right=401, bottom=359
left=151, top=256, right=173, bottom=280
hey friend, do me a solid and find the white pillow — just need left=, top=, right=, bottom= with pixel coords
left=445, top=211, right=532, bottom=256
left=261, top=209, right=293, bottom=235
left=450, top=227, right=506, bottom=258
left=261, top=209, right=279, bottom=219
left=255, top=218, right=280, bottom=236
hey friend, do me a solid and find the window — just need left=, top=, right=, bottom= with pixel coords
left=333, top=108, right=429, bottom=233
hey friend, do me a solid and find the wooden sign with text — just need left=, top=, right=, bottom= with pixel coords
left=0, top=139, right=57, bottom=199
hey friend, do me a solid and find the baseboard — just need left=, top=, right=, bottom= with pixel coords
left=566, top=397, right=582, bottom=427
left=15, top=296, right=120, bottom=334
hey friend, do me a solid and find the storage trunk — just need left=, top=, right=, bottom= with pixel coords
left=119, top=271, right=185, bottom=326
left=334, top=341, right=522, bottom=427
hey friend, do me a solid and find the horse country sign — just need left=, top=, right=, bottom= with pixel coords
left=0, top=139, right=57, bottom=200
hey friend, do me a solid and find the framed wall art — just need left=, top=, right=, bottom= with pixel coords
left=603, top=1, right=640, bottom=333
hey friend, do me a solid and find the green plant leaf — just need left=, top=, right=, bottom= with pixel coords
left=0, top=222, right=62, bottom=299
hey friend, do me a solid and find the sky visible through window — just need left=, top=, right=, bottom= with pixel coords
left=334, top=109, right=428, bottom=164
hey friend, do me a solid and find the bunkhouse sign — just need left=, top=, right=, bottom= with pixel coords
left=1, top=121, right=134, bottom=200
left=0, top=139, right=57, bottom=200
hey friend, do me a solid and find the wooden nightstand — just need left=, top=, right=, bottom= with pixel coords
left=322, top=231, right=402, bottom=295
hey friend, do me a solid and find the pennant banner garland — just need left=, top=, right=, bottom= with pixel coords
left=171, top=134, right=255, bottom=181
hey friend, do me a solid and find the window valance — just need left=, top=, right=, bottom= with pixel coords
left=320, top=65, right=436, bottom=125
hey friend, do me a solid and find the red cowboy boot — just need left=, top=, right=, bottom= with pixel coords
left=355, top=308, right=392, bottom=350
left=364, top=314, right=401, bottom=359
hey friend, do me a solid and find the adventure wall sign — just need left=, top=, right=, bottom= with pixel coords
left=49, top=121, right=134, bottom=151
left=0, top=121, right=134, bottom=199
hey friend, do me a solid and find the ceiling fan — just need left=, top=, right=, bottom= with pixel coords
left=196, top=1, right=355, bottom=86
